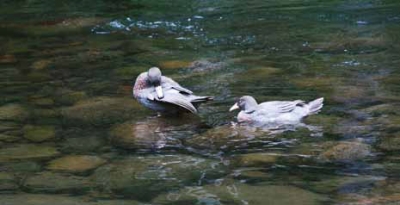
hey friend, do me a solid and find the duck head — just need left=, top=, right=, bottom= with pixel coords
left=147, top=67, right=164, bottom=99
left=229, top=95, right=258, bottom=113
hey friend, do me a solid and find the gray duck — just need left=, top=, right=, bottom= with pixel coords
left=133, top=67, right=212, bottom=114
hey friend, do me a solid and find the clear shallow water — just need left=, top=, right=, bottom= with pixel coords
left=1, top=0, right=400, bottom=204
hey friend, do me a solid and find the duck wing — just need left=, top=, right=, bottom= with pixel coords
left=147, top=88, right=197, bottom=113
left=161, top=76, right=193, bottom=94
left=256, top=100, right=305, bottom=116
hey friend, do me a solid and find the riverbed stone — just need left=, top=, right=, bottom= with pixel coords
left=0, top=144, right=60, bottom=163
left=0, top=194, right=141, bottom=205
left=61, top=97, right=145, bottom=125
left=236, top=66, right=281, bottom=83
left=319, top=141, right=371, bottom=162
left=0, top=122, right=20, bottom=132
left=31, top=59, right=52, bottom=70
left=307, top=175, right=385, bottom=194
left=2, top=161, right=42, bottom=173
left=153, top=183, right=327, bottom=205
left=0, top=104, right=29, bottom=121
left=232, top=153, right=278, bottom=167
left=30, top=98, right=54, bottom=107
left=23, top=125, right=55, bottom=142
left=23, top=171, right=93, bottom=193
left=0, top=54, right=17, bottom=63
left=378, top=134, right=400, bottom=151
left=0, top=133, right=20, bottom=142
left=187, top=60, right=227, bottom=72
left=0, top=172, right=18, bottom=192
left=56, top=90, right=87, bottom=105
left=159, top=60, right=192, bottom=69
left=61, top=135, right=106, bottom=153
left=91, top=154, right=226, bottom=201
left=47, top=155, right=106, bottom=173
left=185, top=125, right=265, bottom=152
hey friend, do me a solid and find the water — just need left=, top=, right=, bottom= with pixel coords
left=1, top=0, right=400, bottom=204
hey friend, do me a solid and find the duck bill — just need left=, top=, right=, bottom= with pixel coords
left=229, top=103, right=239, bottom=112
left=155, top=86, right=164, bottom=99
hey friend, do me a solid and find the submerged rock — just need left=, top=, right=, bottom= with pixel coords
left=91, top=154, right=225, bottom=201
left=185, top=125, right=266, bottom=152
left=0, top=133, right=20, bottom=142
left=188, top=60, right=227, bottom=72
left=153, top=183, right=327, bottom=205
left=0, top=194, right=141, bottom=205
left=378, top=134, right=400, bottom=151
left=0, top=172, right=18, bottom=193
left=56, top=90, right=87, bottom=105
left=307, top=175, right=384, bottom=194
left=232, top=153, right=279, bottom=167
left=23, top=172, right=93, bottom=193
left=159, top=60, right=192, bottom=69
left=318, top=141, right=371, bottom=162
left=0, top=122, right=20, bottom=132
left=47, top=155, right=106, bottom=173
left=30, top=98, right=54, bottom=107
left=0, top=104, right=29, bottom=121
left=236, top=66, right=281, bottom=83
left=1, top=161, right=42, bottom=173
left=0, top=144, right=60, bottom=163
left=61, top=97, right=145, bottom=125
left=31, top=59, right=52, bottom=70
left=23, top=125, right=56, bottom=142
left=0, top=54, right=17, bottom=63
left=61, top=135, right=107, bottom=153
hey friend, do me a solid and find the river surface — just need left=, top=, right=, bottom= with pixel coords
left=1, top=0, right=400, bottom=204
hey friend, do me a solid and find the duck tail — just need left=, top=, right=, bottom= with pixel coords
left=307, top=97, right=324, bottom=115
left=191, top=96, right=214, bottom=103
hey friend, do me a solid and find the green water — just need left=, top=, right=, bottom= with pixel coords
left=1, top=0, right=400, bottom=204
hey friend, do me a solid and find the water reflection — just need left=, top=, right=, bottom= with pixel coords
left=110, top=116, right=203, bottom=151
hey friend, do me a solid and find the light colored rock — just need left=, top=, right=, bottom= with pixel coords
left=47, top=155, right=106, bottom=173
left=0, top=104, right=28, bottom=121
left=23, top=125, right=55, bottom=142
left=319, top=141, right=371, bottom=162
left=31, top=59, right=52, bottom=70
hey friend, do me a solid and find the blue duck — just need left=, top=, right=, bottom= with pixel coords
left=229, top=96, right=324, bottom=126
left=133, top=67, right=212, bottom=114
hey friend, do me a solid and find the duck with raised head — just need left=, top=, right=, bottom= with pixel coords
left=133, top=67, right=213, bottom=115
left=229, top=95, right=324, bottom=126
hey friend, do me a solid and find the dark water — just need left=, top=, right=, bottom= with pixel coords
left=1, top=0, right=400, bottom=204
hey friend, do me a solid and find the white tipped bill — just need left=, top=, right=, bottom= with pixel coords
left=155, top=86, right=164, bottom=99
left=229, top=103, right=239, bottom=112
